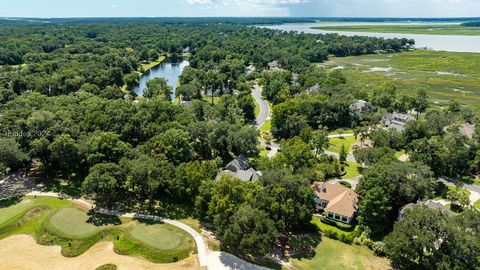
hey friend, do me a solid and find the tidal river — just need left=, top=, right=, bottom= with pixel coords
left=261, top=23, right=480, bottom=53
left=133, top=59, right=189, bottom=98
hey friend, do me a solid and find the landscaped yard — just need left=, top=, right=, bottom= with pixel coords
left=0, top=196, right=195, bottom=263
left=341, top=161, right=362, bottom=179
left=310, top=216, right=355, bottom=239
left=286, top=237, right=390, bottom=270
left=327, top=136, right=358, bottom=154
left=474, top=199, right=480, bottom=209
left=259, top=119, right=271, bottom=133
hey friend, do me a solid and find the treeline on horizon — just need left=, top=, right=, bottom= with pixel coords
left=2, top=16, right=480, bottom=26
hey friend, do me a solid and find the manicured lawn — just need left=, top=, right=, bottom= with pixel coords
left=341, top=161, right=362, bottom=179
left=287, top=237, right=390, bottom=270
left=259, top=119, right=271, bottom=133
left=327, top=136, right=358, bottom=154
left=474, top=199, right=480, bottom=209
left=311, top=216, right=354, bottom=238
left=140, top=56, right=166, bottom=72
left=323, top=50, right=480, bottom=110
left=0, top=196, right=195, bottom=263
left=312, top=24, right=480, bottom=36
left=254, top=96, right=261, bottom=118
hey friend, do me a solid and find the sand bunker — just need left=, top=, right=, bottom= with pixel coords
left=0, top=235, right=199, bottom=270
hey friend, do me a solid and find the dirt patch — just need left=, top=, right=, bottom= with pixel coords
left=0, top=234, right=199, bottom=270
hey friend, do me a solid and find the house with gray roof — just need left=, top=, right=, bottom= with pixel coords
left=215, top=155, right=260, bottom=182
left=382, top=112, right=415, bottom=132
left=398, top=199, right=451, bottom=220
left=349, top=100, right=375, bottom=115
left=443, top=123, right=475, bottom=139
left=458, top=123, right=475, bottom=139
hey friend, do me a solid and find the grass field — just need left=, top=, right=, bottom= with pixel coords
left=287, top=237, right=390, bottom=270
left=259, top=119, right=271, bottom=133
left=323, top=50, right=480, bottom=109
left=341, top=161, right=362, bottom=179
left=327, top=136, right=358, bottom=154
left=140, top=56, right=167, bottom=72
left=0, top=196, right=195, bottom=263
left=475, top=199, right=480, bottom=209
left=312, top=24, right=480, bottom=36
left=254, top=96, right=261, bottom=118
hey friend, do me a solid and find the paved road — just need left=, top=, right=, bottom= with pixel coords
left=205, top=251, right=271, bottom=270
left=252, top=84, right=270, bottom=129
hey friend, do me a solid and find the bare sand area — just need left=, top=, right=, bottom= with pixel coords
left=0, top=234, right=199, bottom=270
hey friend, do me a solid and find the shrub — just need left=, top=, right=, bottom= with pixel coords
left=321, top=217, right=354, bottom=231
left=339, top=180, right=352, bottom=188
left=371, top=241, right=386, bottom=256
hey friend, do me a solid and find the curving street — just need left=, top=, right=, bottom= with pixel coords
left=251, top=83, right=270, bottom=129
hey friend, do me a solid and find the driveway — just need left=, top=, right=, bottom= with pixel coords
left=438, top=178, right=480, bottom=205
left=251, top=84, right=270, bottom=129
left=205, top=252, right=271, bottom=270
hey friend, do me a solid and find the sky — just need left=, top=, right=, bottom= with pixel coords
left=1, top=0, right=480, bottom=18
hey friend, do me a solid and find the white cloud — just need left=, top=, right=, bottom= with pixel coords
left=185, top=0, right=480, bottom=16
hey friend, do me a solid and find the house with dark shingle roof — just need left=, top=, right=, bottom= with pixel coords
left=382, top=112, right=415, bottom=132
left=349, top=100, right=375, bottom=115
left=215, top=155, right=260, bottom=182
left=313, top=182, right=360, bottom=224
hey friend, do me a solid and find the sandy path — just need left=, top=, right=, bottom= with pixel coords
left=0, top=234, right=199, bottom=270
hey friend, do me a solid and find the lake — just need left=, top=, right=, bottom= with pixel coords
left=261, top=23, right=480, bottom=53
left=133, top=59, right=189, bottom=98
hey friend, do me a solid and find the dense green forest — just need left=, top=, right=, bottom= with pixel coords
left=0, top=18, right=478, bottom=269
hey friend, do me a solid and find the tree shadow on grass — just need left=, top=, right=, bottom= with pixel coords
left=287, top=232, right=322, bottom=260
left=86, top=210, right=121, bottom=226
left=132, top=217, right=165, bottom=225
left=0, top=196, right=21, bottom=208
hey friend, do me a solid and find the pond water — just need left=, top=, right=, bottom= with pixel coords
left=261, top=23, right=480, bottom=53
left=133, top=59, right=189, bottom=98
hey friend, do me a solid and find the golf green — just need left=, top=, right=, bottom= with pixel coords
left=129, top=223, right=192, bottom=250
left=47, top=208, right=103, bottom=239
